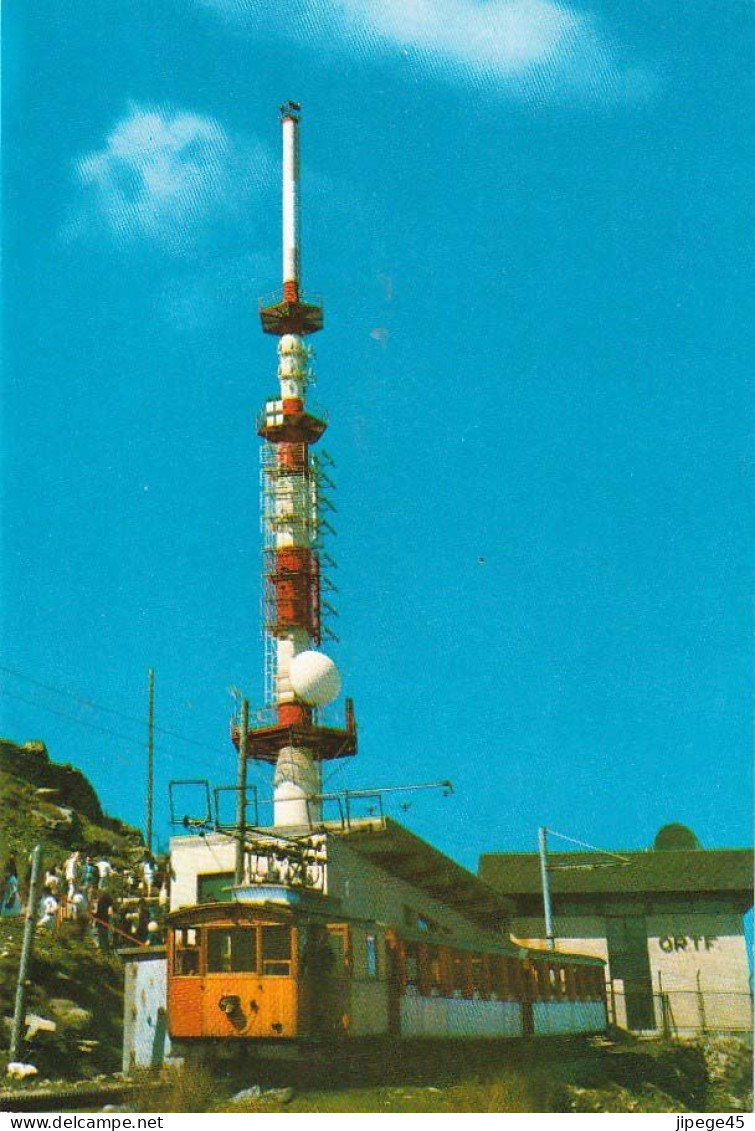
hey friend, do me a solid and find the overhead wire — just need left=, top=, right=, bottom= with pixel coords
left=546, top=828, right=631, bottom=865
left=0, top=662, right=249, bottom=759
left=0, top=664, right=270, bottom=783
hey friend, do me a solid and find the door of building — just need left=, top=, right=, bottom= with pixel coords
left=606, top=914, right=655, bottom=1030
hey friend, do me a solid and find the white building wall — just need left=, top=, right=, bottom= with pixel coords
left=326, top=837, right=506, bottom=948
left=646, top=912, right=751, bottom=992
left=511, top=905, right=752, bottom=1035
left=170, top=834, right=236, bottom=911
left=123, top=954, right=171, bottom=1074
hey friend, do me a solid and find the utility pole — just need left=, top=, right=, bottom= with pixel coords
left=538, top=826, right=556, bottom=951
left=10, top=844, right=42, bottom=1062
left=235, top=698, right=249, bottom=885
left=146, top=668, right=155, bottom=855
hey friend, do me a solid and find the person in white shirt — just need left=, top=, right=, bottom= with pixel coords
left=141, top=857, right=155, bottom=896
left=64, top=852, right=81, bottom=899
left=96, top=859, right=113, bottom=891
left=70, top=888, right=89, bottom=920
left=37, top=888, right=59, bottom=928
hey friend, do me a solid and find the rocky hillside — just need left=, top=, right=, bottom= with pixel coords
left=1, top=738, right=144, bottom=1082
left=1, top=738, right=142, bottom=869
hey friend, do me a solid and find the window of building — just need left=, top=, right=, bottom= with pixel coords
left=261, top=925, right=292, bottom=976
left=197, top=872, right=234, bottom=904
left=365, top=933, right=379, bottom=977
left=207, top=927, right=257, bottom=973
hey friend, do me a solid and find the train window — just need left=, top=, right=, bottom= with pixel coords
left=535, top=964, right=550, bottom=999
left=173, top=928, right=199, bottom=976
left=207, top=928, right=257, bottom=973
left=470, top=956, right=487, bottom=999
left=261, top=925, right=292, bottom=976
left=451, top=952, right=467, bottom=997
left=365, top=934, right=379, bottom=977
left=327, top=925, right=351, bottom=971
left=509, top=959, right=523, bottom=999
left=404, top=942, right=420, bottom=990
left=426, top=947, right=443, bottom=995
left=493, top=957, right=507, bottom=999
left=548, top=965, right=566, bottom=998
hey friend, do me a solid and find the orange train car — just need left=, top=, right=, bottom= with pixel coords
left=165, top=900, right=607, bottom=1055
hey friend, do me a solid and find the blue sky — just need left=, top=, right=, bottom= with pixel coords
left=3, top=1, right=752, bottom=868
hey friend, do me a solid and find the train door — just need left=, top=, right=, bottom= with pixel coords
left=520, top=961, right=535, bottom=1036
left=299, top=922, right=351, bottom=1039
left=326, top=924, right=352, bottom=1034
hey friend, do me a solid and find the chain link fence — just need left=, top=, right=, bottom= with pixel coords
left=607, top=986, right=753, bottom=1038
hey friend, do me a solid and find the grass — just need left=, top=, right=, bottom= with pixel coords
left=134, top=1033, right=752, bottom=1114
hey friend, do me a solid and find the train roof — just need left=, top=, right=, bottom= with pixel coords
left=395, top=923, right=604, bottom=966
left=166, top=898, right=379, bottom=931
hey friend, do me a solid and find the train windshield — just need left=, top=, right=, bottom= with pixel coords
left=261, top=925, right=292, bottom=975
left=174, top=927, right=200, bottom=976
left=207, top=927, right=257, bottom=973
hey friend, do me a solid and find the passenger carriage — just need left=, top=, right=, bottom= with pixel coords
left=165, top=898, right=608, bottom=1051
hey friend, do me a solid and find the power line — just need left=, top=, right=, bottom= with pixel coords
left=0, top=662, right=247, bottom=759
left=0, top=688, right=181, bottom=764
left=0, top=679, right=270, bottom=785
left=545, top=828, right=631, bottom=865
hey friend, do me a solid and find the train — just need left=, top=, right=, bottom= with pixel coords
left=163, top=875, right=607, bottom=1054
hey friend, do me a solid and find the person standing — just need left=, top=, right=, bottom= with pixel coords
left=94, top=888, right=114, bottom=951
left=141, top=855, right=155, bottom=897
left=96, top=857, right=113, bottom=893
left=70, top=888, right=90, bottom=938
left=64, top=851, right=81, bottom=899
left=134, top=899, right=150, bottom=944
left=1, top=859, right=21, bottom=917
left=37, top=886, right=59, bottom=928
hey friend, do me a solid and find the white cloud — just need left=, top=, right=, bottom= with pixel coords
left=70, top=103, right=271, bottom=253
left=198, top=0, right=649, bottom=103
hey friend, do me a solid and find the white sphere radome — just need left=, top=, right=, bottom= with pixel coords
left=289, top=650, right=341, bottom=707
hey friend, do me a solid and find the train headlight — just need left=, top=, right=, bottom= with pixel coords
left=218, top=994, right=241, bottom=1016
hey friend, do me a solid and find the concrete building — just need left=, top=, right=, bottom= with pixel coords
left=171, top=817, right=512, bottom=940
left=479, top=825, right=753, bottom=1036
left=123, top=819, right=521, bottom=1068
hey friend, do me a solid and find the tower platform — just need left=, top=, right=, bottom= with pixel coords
left=230, top=704, right=357, bottom=765
left=259, top=292, right=323, bottom=336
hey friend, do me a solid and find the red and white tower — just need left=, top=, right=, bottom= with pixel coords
left=233, top=102, right=356, bottom=829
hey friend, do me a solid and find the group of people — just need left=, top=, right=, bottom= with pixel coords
left=2, top=849, right=168, bottom=951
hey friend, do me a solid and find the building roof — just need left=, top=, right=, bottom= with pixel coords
left=338, top=817, right=513, bottom=932
left=479, top=848, right=754, bottom=903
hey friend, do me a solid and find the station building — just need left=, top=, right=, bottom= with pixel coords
left=479, top=825, right=753, bottom=1036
